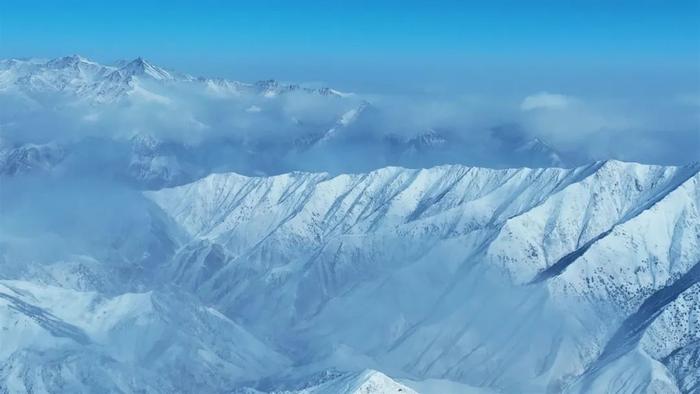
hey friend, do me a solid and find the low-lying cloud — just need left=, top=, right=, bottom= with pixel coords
left=1, top=78, right=698, bottom=180
left=521, top=92, right=573, bottom=111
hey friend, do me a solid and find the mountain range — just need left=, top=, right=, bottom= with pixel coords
left=1, top=158, right=699, bottom=392
left=0, top=55, right=698, bottom=393
left=0, top=55, right=575, bottom=189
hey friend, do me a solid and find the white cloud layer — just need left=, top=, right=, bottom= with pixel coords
left=520, top=92, right=572, bottom=111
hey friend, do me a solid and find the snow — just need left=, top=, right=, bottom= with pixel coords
left=400, top=378, right=499, bottom=394
left=306, top=370, right=418, bottom=394
left=0, top=280, right=290, bottom=392
left=140, top=160, right=700, bottom=392
left=1, top=157, right=698, bottom=391
left=0, top=55, right=341, bottom=104
left=0, top=58, right=698, bottom=391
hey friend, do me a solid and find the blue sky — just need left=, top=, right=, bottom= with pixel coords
left=1, top=0, right=699, bottom=93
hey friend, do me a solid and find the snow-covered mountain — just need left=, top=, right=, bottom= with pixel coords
left=0, top=55, right=345, bottom=103
left=0, top=55, right=575, bottom=185
left=0, top=139, right=65, bottom=176
left=1, top=159, right=698, bottom=393
left=0, top=281, right=289, bottom=393
left=1, top=54, right=697, bottom=393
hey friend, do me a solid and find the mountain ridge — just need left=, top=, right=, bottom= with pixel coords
left=1, top=54, right=698, bottom=393
left=1, top=160, right=698, bottom=392
left=0, top=55, right=346, bottom=102
left=135, top=160, right=699, bottom=392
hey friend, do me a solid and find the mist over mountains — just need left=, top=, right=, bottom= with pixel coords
left=2, top=55, right=697, bottom=188
left=0, top=54, right=699, bottom=393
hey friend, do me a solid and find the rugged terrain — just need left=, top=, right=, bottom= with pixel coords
left=1, top=160, right=698, bottom=393
left=0, top=55, right=698, bottom=393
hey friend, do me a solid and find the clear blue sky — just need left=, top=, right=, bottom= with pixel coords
left=1, top=0, right=699, bottom=94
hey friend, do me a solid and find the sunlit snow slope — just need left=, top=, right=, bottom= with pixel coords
left=1, top=160, right=699, bottom=393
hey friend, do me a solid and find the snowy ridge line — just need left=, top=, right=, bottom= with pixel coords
left=437, top=161, right=628, bottom=286
left=478, top=159, right=697, bottom=284
left=469, top=162, right=609, bottom=278
left=405, top=168, right=473, bottom=222
left=410, top=162, right=610, bottom=296
left=3, top=159, right=697, bottom=392
left=0, top=55, right=347, bottom=103
left=245, top=176, right=330, bottom=253
left=148, top=160, right=689, bottom=289
left=530, top=163, right=700, bottom=284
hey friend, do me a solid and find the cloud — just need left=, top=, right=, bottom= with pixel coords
left=520, top=92, right=572, bottom=111
left=1, top=79, right=698, bottom=180
left=515, top=92, right=699, bottom=163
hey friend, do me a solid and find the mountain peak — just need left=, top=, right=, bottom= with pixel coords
left=409, top=128, right=448, bottom=149
left=46, top=54, right=95, bottom=68
left=123, top=56, right=148, bottom=69
left=65, top=54, right=88, bottom=62
left=116, top=57, right=174, bottom=81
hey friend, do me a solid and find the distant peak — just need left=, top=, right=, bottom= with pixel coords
left=66, top=54, right=88, bottom=61
left=124, top=57, right=149, bottom=69
left=256, top=79, right=277, bottom=86
left=116, top=57, right=173, bottom=81
left=407, top=128, right=448, bottom=150
left=66, top=54, right=86, bottom=61
left=46, top=54, right=94, bottom=68
left=128, top=57, right=153, bottom=68
left=112, top=59, right=130, bottom=67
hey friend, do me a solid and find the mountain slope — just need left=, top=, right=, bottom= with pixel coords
left=0, top=280, right=289, bottom=393
left=0, top=55, right=343, bottom=104
left=1, top=160, right=698, bottom=392
left=141, top=160, right=700, bottom=393
left=0, top=55, right=573, bottom=187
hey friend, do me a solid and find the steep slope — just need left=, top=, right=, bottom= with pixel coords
left=144, top=160, right=700, bottom=393
left=0, top=54, right=573, bottom=186
left=1, top=160, right=698, bottom=392
left=0, top=280, right=289, bottom=393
